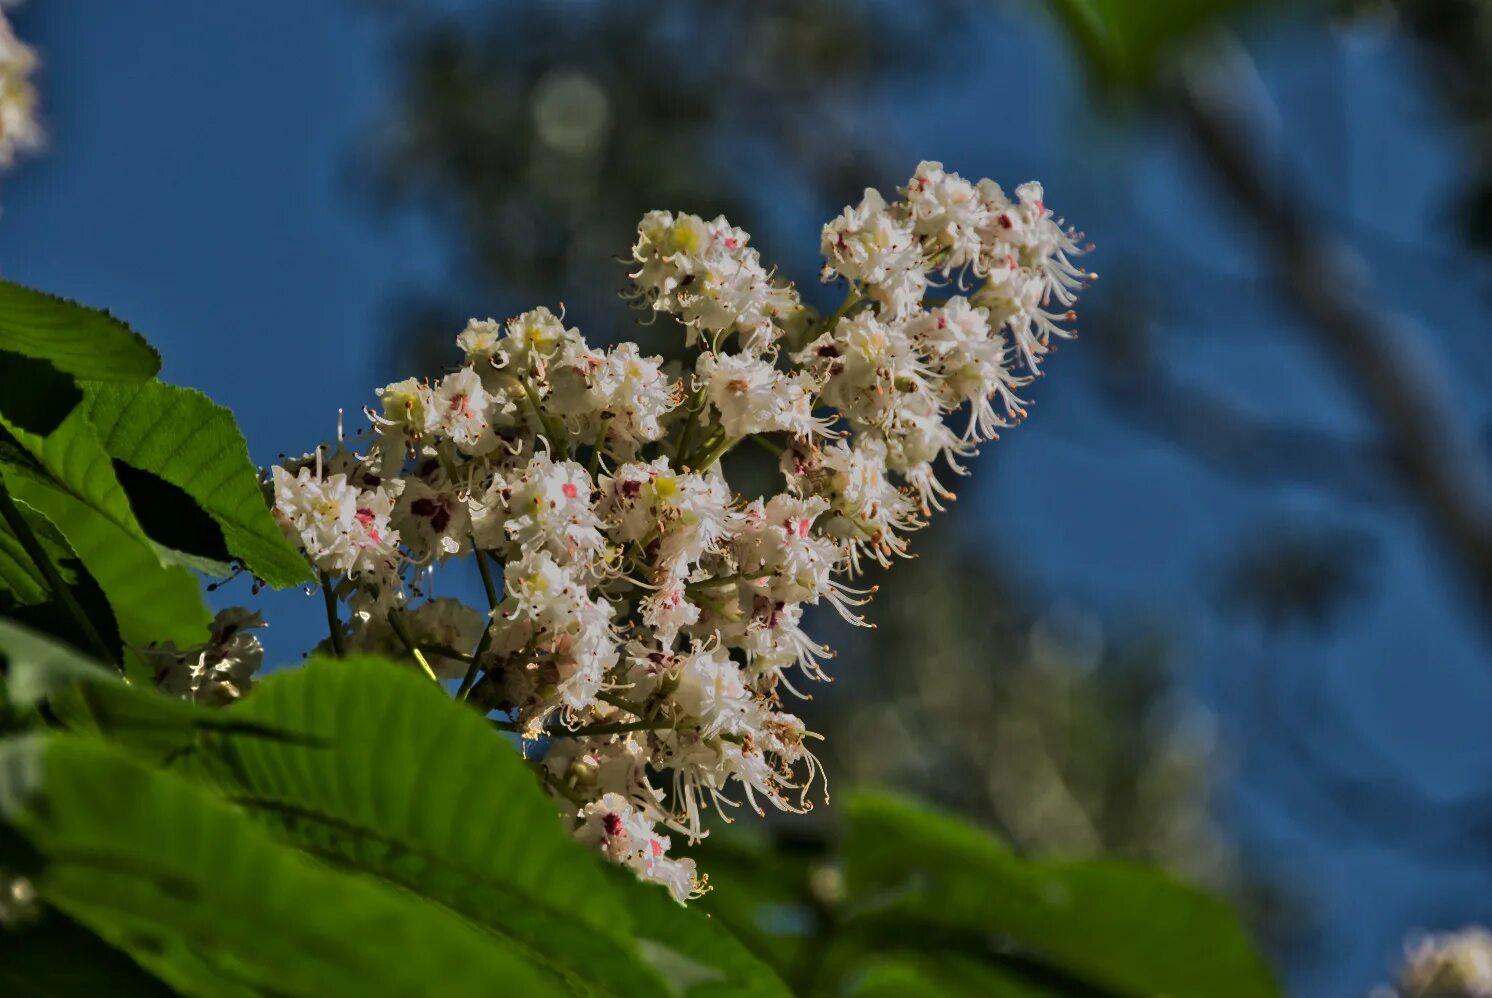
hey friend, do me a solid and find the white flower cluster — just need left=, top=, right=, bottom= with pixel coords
left=1377, top=927, right=1492, bottom=998
left=268, top=162, right=1090, bottom=901
left=0, top=6, right=41, bottom=169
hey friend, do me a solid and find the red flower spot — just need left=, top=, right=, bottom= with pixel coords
left=355, top=508, right=375, bottom=526
left=997, top=213, right=1013, bottom=230
left=562, top=483, right=579, bottom=499
left=650, top=839, right=664, bottom=858
left=603, top=813, right=623, bottom=838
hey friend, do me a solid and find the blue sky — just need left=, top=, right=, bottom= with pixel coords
left=4, top=3, right=1490, bottom=992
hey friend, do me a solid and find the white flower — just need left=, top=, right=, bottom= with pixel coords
left=391, top=477, right=470, bottom=563
left=1395, top=927, right=1492, bottom=998
left=906, top=296, right=1026, bottom=441
left=599, top=459, right=733, bottom=575
left=432, top=367, right=501, bottom=455
left=272, top=465, right=400, bottom=578
left=903, top=160, right=987, bottom=272
left=574, top=793, right=704, bottom=903
left=500, top=306, right=585, bottom=381
left=668, top=642, right=755, bottom=740
left=820, top=188, right=921, bottom=288
left=501, top=455, right=605, bottom=569
left=0, top=11, right=42, bottom=169
left=489, top=551, right=618, bottom=711
left=630, top=210, right=799, bottom=349
left=371, top=377, right=439, bottom=462
left=593, top=343, right=679, bottom=450
left=639, top=579, right=701, bottom=648
left=456, top=317, right=503, bottom=364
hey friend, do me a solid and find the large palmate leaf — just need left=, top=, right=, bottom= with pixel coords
left=1, top=471, right=210, bottom=651
left=0, top=733, right=570, bottom=997
left=83, top=381, right=310, bottom=588
left=843, top=794, right=1278, bottom=998
left=0, top=279, right=160, bottom=383
left=190, top=656, right=787, bottom=997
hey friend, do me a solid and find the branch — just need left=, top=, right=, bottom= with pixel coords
left=1177, top=45, right=1492, bottom=623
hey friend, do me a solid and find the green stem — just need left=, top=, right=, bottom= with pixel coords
left=319, top=572, right=346, bottom=658
left=457, top=626, right=493, bottom=702
left=807, top=287, right=862, bottom=345
left=597, top=690, right=651, bottom=718
left=694, top=433, right=742, bottom=472
left=554, top=719, right=672, bottom=738
left=748, top=433, right=784, bottom=456
left=473, top=541, right=500, bottom=611
left=674, top=387, right=705, bottom=465
left=459, top=538, right=499, bottom=702
left=386, top=609, right=439, bottom=683
left=0, top=474, right=120, bottom=670
left=519, top=379, right=568, bottom=460
left=588, top=414, right=611, bottom=479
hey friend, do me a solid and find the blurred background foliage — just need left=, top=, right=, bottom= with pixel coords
left=5, top=0, right=1492, bottom=991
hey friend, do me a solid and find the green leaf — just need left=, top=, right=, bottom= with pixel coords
left=0, top=409, right=155, bottom=553
left=0, top=620, right=117, bottom=710
left=843, top=793, right=1279, bottom=998
left=1, top=471, right=210, bottom=650
left=82, top=380, right=311, bottom=588
left=0, top=733, right=572, bottom=997
left=192, top=656, right=786, bottom=996
left=0, top=497, right=74, bottom=607
left=0, top=350, right=82, bottom=437
left=850, top=953, right=1071, bottom=998
left=1047, top=0, right=1278, bottom=88
left=0, top=279, right=160, bottom=383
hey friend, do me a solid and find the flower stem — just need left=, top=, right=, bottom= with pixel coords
left=748, top=433, right=784, bottom=456
left=0, top=474, right=120, bottom=671
left=554, top=719, right=672, bottom=738
left=319, top=572, right=346, bottom=658
left=674, top=386, right=705, bottom=464
left=386, top=609, right=439, bottom=683
left=519, top=379, right=568, bottom=460
left=588, top=414, right=611, bottom=479
left=694, top=433, right=742, bottom=472
left=597, top=690, right=651, bottom=718
left=473, top=541, right=500, bottom=611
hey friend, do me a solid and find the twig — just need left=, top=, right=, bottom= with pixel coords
left=1179, top=48, right=1492, bottom=626
left=319, top=572, right=346, bottom=658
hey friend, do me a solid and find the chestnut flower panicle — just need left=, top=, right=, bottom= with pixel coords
left=265, top=163, right=1092, bottom=902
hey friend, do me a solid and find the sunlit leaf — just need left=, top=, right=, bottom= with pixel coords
left=83, top=381, right=310, bottom=588
left=0, top=733, right=571, bottom=997
left=0, top=280, right=160, bottom=383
